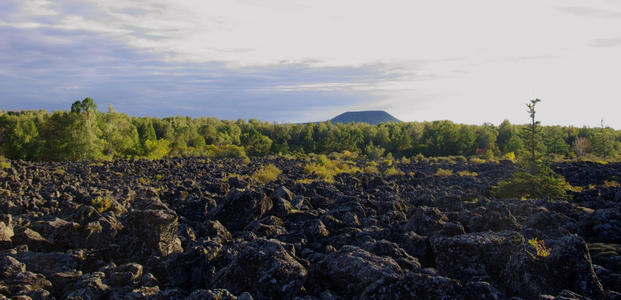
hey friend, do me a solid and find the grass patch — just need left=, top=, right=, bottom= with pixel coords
left=252, top=164, right=282, bottom=184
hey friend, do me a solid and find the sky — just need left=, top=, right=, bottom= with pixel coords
left=1, top=0, right=620, bottom=127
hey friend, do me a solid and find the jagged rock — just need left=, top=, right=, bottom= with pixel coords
left=463, top=281, right=504, bottom=300
left=315, top=245, right=403, bottom=296
left=12, top=228, right=52, bottom=252
left=209, top=189, right=273, bottom=232
left=579, top=208, right=621, bottom=243
left=64, top=272, right=110, bottom=299
left=502, top=235, right=605, bottom=299
left=186, top=288, right=238, bottom=300
left=212, top=238, right=307, bottom=299
left=126, top=209, right=183, bottom=257
left=398, top=231, right=429, bottom=260
left=49, top=270, right=83, bottom=296
left=304, top=219, right=330, bottom=240
left=1, top=256, right=26, bottom=278
left=200, top=220, right=232, bottom=243
left=106, top=263, right=143, bottom=287
left=432, top=231, right=525, bottom=282
left=405, top=206, right=448, bottom=235
left=0, top=256, right=51, bottom=297
left=150, top=241, right=222, bottom=290
left=0, top=215, right=13, bottom=249
left=127, top=286, right=160, bottom=298
left=360, top=271, right=462, bottom=300
left=360, top=239, right=421, bottom=271
left=12, top=251, right=89, bottom=277
left=467, top=202, right=521, bottom=232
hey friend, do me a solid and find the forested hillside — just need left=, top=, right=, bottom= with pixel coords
left=1, top=98, right=619, bottom=161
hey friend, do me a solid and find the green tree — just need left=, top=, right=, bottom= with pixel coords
left=493, top=99, right=571, bottom=200
left=592, top=128, right=617, bottom=159
left=243, top=130, right=272, bottom=156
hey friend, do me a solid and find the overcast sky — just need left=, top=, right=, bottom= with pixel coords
left=1, top=0, right=620, bottom=127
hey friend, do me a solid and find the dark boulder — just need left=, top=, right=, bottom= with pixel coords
left=212, top=238, right=307, bottom=299
left=360, top=271, right=462, bottom=300
left=405, top=206, right=448, bottom=235
left=125, top=209, right=183, bottom=257
left=432, top=231, right=525, bottom=282
left=209, top=189, right=273, bottom=232
left=502, top=234, right=605, bottom=299
left=314, top=245, right=403, bottom=296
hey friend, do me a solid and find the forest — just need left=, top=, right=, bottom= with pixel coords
left=1, top=97, right=620, bottom=162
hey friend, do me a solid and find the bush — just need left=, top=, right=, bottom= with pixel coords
left=364, top=165, right=379, bottom=174
left=251, top=164, right=282, bottom=184
left=384, top=167, right=404, bottom=176
left=469, top=157, right=487, bottom=164
left=434, top=168, right=453, bottom=176
left=91, top=196, right=112, bottom=213
left=527, top=237, right=551, bottom=258
left=492, top=166, right=571, bottom=200
left=457, top=170, right=478, bottom=177
left=0, top=155, right=10, bottom=169
left=144, top=139, right=170, bottom=160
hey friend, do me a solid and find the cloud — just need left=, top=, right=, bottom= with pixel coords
left=588, top=37, right=621, bottom=48
left=557, top=6, right=621, bottom=19
left=0, top=22, right=403, bottom=122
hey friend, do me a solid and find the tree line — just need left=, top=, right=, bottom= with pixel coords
left=1, top=98, right=619, bottom=161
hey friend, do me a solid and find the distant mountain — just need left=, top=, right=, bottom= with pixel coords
left=330, top=110, right=401, bottom=125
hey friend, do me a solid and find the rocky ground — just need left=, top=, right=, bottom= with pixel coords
left=1, top=157, right=620, bottom=299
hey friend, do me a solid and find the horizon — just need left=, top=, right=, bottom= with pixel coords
left=1, top=1, right=620, bottom=128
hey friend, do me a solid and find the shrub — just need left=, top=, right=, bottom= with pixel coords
left=434, top=168, right=453, bottom=176
left=0, top=155, right=10, bottom=169
left=492, top=166, right=571, bottom=200
left=469, top=157, right=487, bottom=164
left=303, top=155, right=361, bottom=182
left=457, top=170, right=478, bottom=177
left=91, top=196, right=112, bottom=213
left=252, top=164, right=282, bottom=184
left=384, top=167, right=404, bottom=176
left=365, top=143, right=385, bottom=160
left=528, top=237, right=551, bottom=258
left=400, top=156, right=411, bottom=164
left=380, top=159, right=393, bottom=167
left=364, top=165, right=379, bottom=174
left=144, top=139, right=170, bottom=160
left=504, top=152, right=516, bottom=161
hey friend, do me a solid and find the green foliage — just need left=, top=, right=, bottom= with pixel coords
left=493, top=99, right=571, bottom=200
left=528, top=237, right=551, bottom=258
left=457, top=170, right=478, bottom=177
left=492, top=166, right=572, bottom=199
left=434, top=168, right=453, bottom=176
left=91, top=195, right=112, bottom=213
left=1, top=98, right=620, bottom=162
left=303, top=155, right=361, bottom=182
left=251, top=164, right=282, bottom=184
left=0, top=155, right=10, bottom=169
left=144, top=139, right=171, bottom=160
left=365, top=142, right=385, bottom=160
left=384, top=167, right=404, bottom=176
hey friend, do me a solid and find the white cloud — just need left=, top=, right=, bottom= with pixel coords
left=2, top=0, right=621, bottom=127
